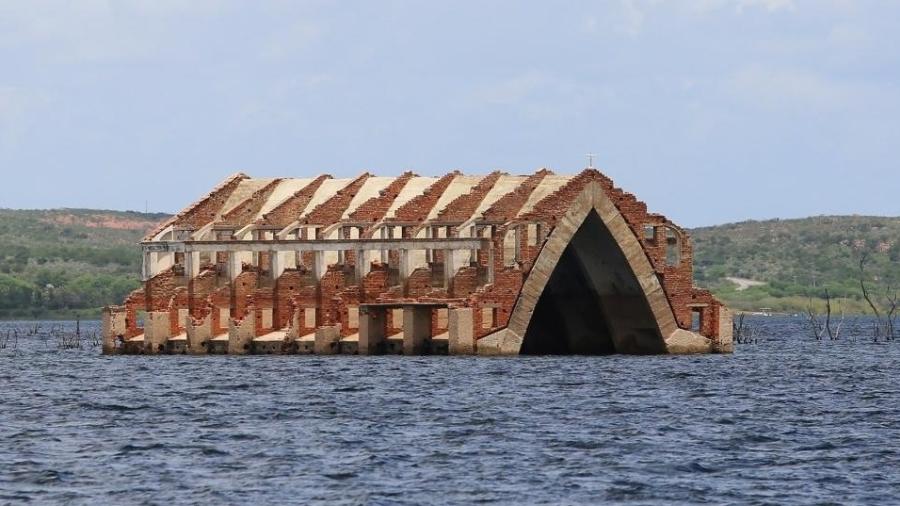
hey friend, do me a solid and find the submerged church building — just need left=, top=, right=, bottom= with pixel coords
left=102, top=168, right=732, bottom=356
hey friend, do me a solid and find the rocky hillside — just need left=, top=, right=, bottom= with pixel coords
left=691, top=216, right=900, bottom=313
left=0, top=209, right=168, bottom=318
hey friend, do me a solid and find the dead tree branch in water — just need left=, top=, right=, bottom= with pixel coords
left=859, top=252, right=898, bottom=341
left=806, top=298, right=825, bottom=341
left=824, top=289, right=845, bottom=341
left=733, top=313, right=759, bottom=344
left=805, top=289, right=844, bottom=341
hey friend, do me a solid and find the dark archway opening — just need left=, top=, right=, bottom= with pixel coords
left=520, top=210, right=665, bottom=355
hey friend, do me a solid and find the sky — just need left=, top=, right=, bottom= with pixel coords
left=0, top=0, right=898, bottom=227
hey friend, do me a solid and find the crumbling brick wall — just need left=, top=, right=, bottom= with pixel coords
left=257, top=175, right=330, bottom=228
left=144, top=173, right=248, bottom=240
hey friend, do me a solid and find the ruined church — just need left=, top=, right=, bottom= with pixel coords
left=102, top=168, right=732, bottom=355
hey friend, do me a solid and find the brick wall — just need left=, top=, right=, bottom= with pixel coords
left=144, top=173, right=248, bottom=240
left=302, top=173, right=371, bottom=226
left=391, top=171, right=460, bottom=222
left=219, top=178, right=283, bottom=227
left=350, top=171, right=416, bottom=226
left=257, top=175, right=331, bottom=228
left=436, top=171, right=503, bottom=222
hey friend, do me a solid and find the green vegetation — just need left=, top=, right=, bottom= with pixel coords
left=691, top=216, right=900, bottom=314
left=0, top=209, right=168, bottom=319
left=0, top=209, right=896, bottom=319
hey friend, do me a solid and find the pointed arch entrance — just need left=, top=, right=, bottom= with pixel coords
left=520, top=210, right=665, bottom=354
left=478, top=182, right=681, bottom=355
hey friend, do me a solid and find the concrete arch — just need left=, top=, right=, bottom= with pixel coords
left=477, top=182, right=680, bottom=355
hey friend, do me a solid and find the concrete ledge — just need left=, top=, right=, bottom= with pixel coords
left=295, top=333, right=316, bottom=354
left=166, top=333, right=188, bottom=354
left=339, top=333, right=359, bottom=355
left=124, top=334, right=144, bottom=354
left=208, top=334, right=229, bottom=354
left=430, top=332, right=449, bottom=355
left=385, top=332, right=404, bottom=354
left=252, top=330, right=288, bottom=354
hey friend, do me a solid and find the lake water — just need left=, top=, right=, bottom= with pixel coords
left=2, top=317, right=899, bottom=505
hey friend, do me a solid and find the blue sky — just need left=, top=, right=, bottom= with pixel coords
left=0, top=0, right=897, bottom=226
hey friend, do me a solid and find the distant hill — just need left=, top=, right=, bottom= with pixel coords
left=0, top=210, right=896, bottom=318
left=691, top=216, right=900, bottom=313
left=0, top=209, right=168, bottom=318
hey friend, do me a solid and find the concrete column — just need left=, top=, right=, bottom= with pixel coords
left=449, top=308, right=475, bottom=355
left=313, top=250, right=326, bottom=280
left=186, top=313, right=211, bottom=355
left=469, top=225, right=477, bottom=265
left=144, top=311, right=171, bottom=355
left=101, top=308, right=126, bottom=354
left=227, top=251, right=242, bottom=281
left=358, top=306, right=386, bottom=355
left=403, top=306, right=432, bottom=355
left=142, top=250, right=152, bottom=281
left=295, top=228, right=303, bottom=267
left=443, top=248, right=455, bottom=290
left=355, top=249, right=367, bottom=282
left=185, top=251, right=200, bottom=279
left=270, top=250, right=284, bottom=280
left=228, top=314, right=255, bottom=355
left=399, top=249, right=410, bottom=285
left=314, top=325, right=342, bottom=355
left=716, top=307, right=734, bottom=354
left=380, top=227, right=388, bottom=263
left=251, top=229, right=260, bottom=267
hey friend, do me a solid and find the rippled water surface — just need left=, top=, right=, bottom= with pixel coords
left=2, top=318, right=900, bottom=505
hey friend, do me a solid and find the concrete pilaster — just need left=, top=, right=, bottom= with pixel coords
left=142, top=250, right=152, bottom=281
left=228, top=314, right=256, bottom=355
left=270, top=250, right=286, bottom=280
left=448, top=308, right=475, bottom=355
left=185, top=251, right=200, bottom=279
left=443, top=248, right=455, bottom=290
left=143, top=311, right=171, bottom=355
left=227, top=251, right=242, bottom=281
left=358, top=306, right=386, bottom=355
left=403, top=306, right=432, bottom=355
left=313, top=251, right=325, bottom=280
left=355, top=249, right=367, bottom=283
left=314, top=325, right=342, bottom=355
left=186, top=313, right=211, bottom=355
left=101, top=307, right=126, bottom=354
